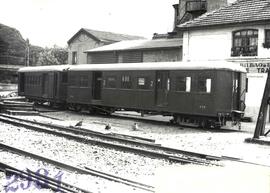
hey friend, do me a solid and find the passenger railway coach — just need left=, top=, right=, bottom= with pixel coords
left=18, top=61, right=247, bottom=128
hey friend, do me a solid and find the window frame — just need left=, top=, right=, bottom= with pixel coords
left=105, top=76, right=117, bottom=89
left=79, top=75, right=89, bottom=87
left=137, top=77, right=151, bottom=90
left=72, top=51, right=77, bottom=64
left=121, top=75, right=132, bottom=89
left=197, top=76, right=212, bottom=94
left=231, top=29, right=258, bottom=57
left=175, top=76, right=191, bottom=92
left=263, top=29, right=270, bottom=48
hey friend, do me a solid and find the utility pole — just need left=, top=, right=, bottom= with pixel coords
left=253, top=71, right=270, bottom=139
left=25, top=38, right=30, bottom=66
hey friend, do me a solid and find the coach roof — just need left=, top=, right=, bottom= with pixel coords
left=69, top=61, right=246, bottom=72
left=18, top=62, right=246, bottom=73
left=18, top=65, right=71, bottom=72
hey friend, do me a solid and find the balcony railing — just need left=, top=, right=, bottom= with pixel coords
left=186, top=1, right=207, bottom=13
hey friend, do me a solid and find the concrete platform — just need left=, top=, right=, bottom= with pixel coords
left=155, top=164, right=270, bottom=193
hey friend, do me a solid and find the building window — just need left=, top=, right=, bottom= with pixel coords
left=106, top=76, right=116, bottom=88
left=198, top=77, right=211, bottom=93
left=72, top=52, right=77, bottom=64
left=231, top=29, right=258, bottom=57
left=176, top=76, right=191, bottom=92
left=121, top=75, right=132, bottom=89
left=263, top=29, right=270, bottom=48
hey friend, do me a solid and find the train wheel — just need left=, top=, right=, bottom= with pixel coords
left=74, top=105, right=82, bottom=112
left=88, top=107, right=97, bottom=115
left=199, top=120, right=207, bottom=129
left=175, top=116, right=182, bottom=125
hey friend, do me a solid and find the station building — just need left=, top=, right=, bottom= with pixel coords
left=85, top=39, right=182, bottom=64
left=177, top=0, right=270, bottom=119
left=67, top=28, right=144, bottom=65
left=84, top=0, right=234, bottom=64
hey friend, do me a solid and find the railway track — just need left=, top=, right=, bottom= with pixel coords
left=0, top=161, right=92, bottom=193
left=0, top=113, right=220, bottom=165
left=0, top=143, right=154, bottom=192
left=34, top=104, right=242, bottom=133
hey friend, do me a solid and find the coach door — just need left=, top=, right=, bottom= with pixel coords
left=156, top=71, right=170, bottom=106
left=42, top=72, right=55, bottom=98
left=92, top=71, right=102, bottom=100
left=18, top=73, right=25, bottom=93
left=232, top=72, right=241, bottom=110
left=42, top=73, right=49, bottom=97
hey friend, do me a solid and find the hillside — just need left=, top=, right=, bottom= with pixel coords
left=0, top=23, right=26, bottom=65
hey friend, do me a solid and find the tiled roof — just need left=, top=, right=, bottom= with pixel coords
left=84, top=38, right=182, bottom=53
left=178, top=0, right=270, bottom=29
left=68, top=28, right=145, bottom=44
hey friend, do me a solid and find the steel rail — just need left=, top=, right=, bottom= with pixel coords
left=0, top=114, right=222, bottom=162
left=0, top=113, right=155, bottom=144
left=0, top=114, right=215, bottom=165
left=0, top=161, right=92, bottom=193
left=0, top=143, right=154, bottom=192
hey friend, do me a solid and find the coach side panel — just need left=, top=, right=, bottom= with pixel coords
left=67, top=71, right=92, bottom=104
left=23, top=72, right=43, bottom=98
left=101, top=70, right=156, bottom=110
left=168, top=70, right=217, bottom=117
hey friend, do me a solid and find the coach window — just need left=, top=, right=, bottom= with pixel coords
left=80, top=75, right=88, bottom=87
left=137, top=77, right=150, bottom=89
left=61, top=73, right=68, bottom=83
left=121, top=75, right=132, bottom=89
left=69, top=75, right=77, bottom=86
left=176, top=76, right=191, bottom=92
left=231, top=29, right=258, bottom=57
left=106, top=76, right=117, bottom=88
left=198, top=77, right=211, bottom=93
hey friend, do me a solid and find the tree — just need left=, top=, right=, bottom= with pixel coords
left=37, top=46, right=68, bottom=66
left=51, top=46, right=68, bottom=64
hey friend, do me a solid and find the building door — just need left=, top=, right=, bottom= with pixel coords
left=156, top=71, right=170, bottom=106
left=92, top=71, right=102, bottom=100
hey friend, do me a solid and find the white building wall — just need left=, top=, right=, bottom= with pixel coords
left=68, top=33, right=104, bottom=64
left=182, top=24, right=270, bottom=120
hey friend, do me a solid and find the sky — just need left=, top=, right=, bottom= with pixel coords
left=0, top=0, right=178, bottom=48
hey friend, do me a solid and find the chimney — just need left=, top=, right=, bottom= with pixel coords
left=173, top=4, right=179, bottom=30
